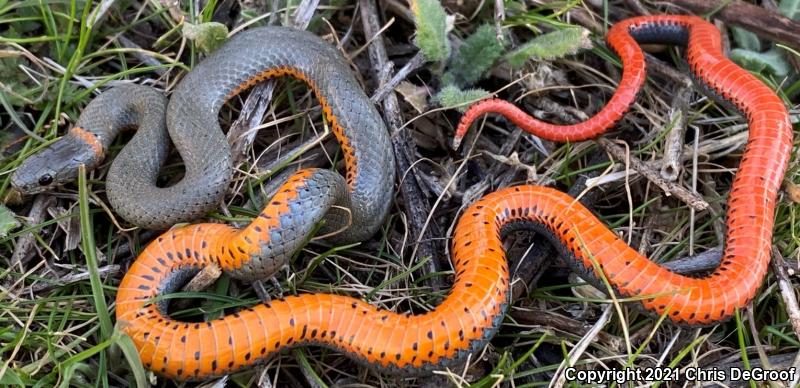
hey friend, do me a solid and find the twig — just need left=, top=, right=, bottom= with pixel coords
left=31, top=265, right=121, bottom=292
left=511, top=307, right=621, bottom=350
left=369, top=51, right=425, bottom=103
left=772, top=249, right=800, bottom=344
left=226, top=84, right=277, bottom=163
left=660, top=87, right=692, bottom=181
left=359, top=0, right=444, bottom=291
left=291, top=0, right=319, bottom=29
left=382, top=0, right=414, bottom=22
left=494, top=0, right=505, bottom=43
left=11, top=195, right=56, bottom=267
left=559, top=2, right=603, bottom=34
left=636, top=197, right=659, bottom=255
left=699, top=174, right=726, bottom=242
left=183, top=264, right=223, bottom=293
left=596, top=137, right=709, bottom=211
left=625, top=0, right=649, bottom=15
left=268, top=0, right=280, bottom=25
left=643, top=53, right=693, bottom=86
left=668, top=0, right=800, bottom=49
left=47, top=206, right=81, bottom=251
left=117, top=35, right=167, bottom=76
left=550, top=305, right=614, bottom=388
left=171, top=263, right=223, bottom=311
left=158, top=0, right=184, bottom=23
left=746, top=307, right=774, bottom=375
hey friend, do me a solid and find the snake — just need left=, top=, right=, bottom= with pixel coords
left=10, top=27, right=394, bottom=237
left=16, top=15, right=789, bottom=380
left=453, top=15, right=791, bottom=324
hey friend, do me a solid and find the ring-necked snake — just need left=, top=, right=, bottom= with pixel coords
left=11, top=27, right=394, bottom=237
left=17, top=16, right=792, bottom=380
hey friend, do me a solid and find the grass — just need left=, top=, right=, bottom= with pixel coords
left=1, top=0, right=799, bottom=387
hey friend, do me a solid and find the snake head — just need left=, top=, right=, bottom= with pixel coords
left=11, top=135, right=101, bottom=194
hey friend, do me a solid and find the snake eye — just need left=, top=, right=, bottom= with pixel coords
left=38, top=174, right=53, bottom=186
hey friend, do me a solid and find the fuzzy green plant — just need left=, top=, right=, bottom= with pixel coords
left=411, top=0, right=451, bottom=62
left=780, top=0, right=800, bottom=18
left=731, top=27, right=761, bottom=52
left=731, top=48, right=791, bottom=77
left=504, top=27, right=592, bottom=69
left=0, top=204, right=19, bottom=237
left=183, top=21, right=229, bottom=53
left=0, top=56, right=31, bottom=107
left=443, top=24, right=506, bottom=87
left=434, top=84, right=490, bottom=112
left=729, top=0, right=798, bottom=78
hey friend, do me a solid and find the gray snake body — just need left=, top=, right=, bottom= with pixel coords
left=12, top=27, right=395, bottom=240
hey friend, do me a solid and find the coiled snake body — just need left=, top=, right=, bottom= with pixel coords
left=16, top=16, right=793, bottom=380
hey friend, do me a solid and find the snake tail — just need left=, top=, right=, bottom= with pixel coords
left=456, top=15, right=791, bottom=325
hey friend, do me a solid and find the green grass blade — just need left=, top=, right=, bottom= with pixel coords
left=78, top=164, right=113, bottom=340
